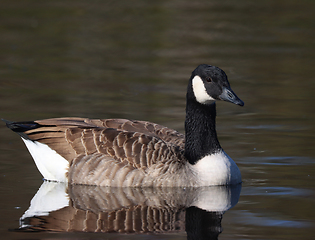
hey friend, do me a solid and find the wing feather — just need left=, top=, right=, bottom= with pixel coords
left=18, top=118, right=185, bottom=172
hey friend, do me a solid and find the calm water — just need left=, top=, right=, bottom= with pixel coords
left=0, top=0, right=314, bottom=239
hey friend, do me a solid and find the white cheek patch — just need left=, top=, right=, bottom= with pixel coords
left=192, top=75, right=215, bottom=104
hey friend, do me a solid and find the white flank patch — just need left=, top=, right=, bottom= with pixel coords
left=192, top=75, right=215, bottom=104
left=22, top=138, right=69, bottom=182
left=191, top=150, right=242, bottom=186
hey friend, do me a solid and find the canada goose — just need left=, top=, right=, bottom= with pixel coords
left=4, top=64, right=244, bottom=187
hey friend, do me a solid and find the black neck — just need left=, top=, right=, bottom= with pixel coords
left=184, top=99, right=221, bottom=165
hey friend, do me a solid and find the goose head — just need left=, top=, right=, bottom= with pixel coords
left=188, top=64, right=244, bottom=106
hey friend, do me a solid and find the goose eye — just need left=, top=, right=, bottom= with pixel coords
left=206, top=77, right=212, bottom=82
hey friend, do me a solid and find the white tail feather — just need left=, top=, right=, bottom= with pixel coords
left=21, top=138, right=69, bottom=182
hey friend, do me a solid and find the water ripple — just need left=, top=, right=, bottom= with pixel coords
left=233, top=210, right=313, bottom=228
left=241, top=186, right=313, bottom=197
left=238, top=156, right=315, bottom=166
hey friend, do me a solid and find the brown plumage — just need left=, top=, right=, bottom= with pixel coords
left=15, top=117, right=192, bottom=187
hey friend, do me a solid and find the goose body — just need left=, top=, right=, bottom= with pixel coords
left=5, top=64, right=244, bottom=187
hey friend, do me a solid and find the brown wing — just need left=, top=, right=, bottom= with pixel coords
left=22, top=117, right=185, bottom=169
left=36, top=117, right=185, bottom=146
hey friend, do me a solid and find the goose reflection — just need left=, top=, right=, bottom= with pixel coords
left=19, top=182, right=241, bottom=239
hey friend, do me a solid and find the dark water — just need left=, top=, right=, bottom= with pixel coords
left=0, top=0, right=314, bottom=239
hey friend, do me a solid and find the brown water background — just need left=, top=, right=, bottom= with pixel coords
left=0, top=0, right=314, bottom=239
